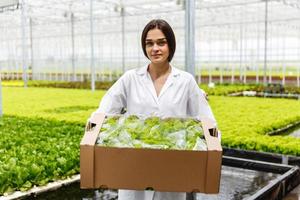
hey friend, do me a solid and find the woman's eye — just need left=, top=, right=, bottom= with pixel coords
left=157, top=41, right=167, bottom=46
left=146, top=42, right=153, bottom=47
left=145, top=40, right=167, bottom=47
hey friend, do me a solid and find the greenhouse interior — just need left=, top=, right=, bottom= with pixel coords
left=0, top=0, right=300, bottom=200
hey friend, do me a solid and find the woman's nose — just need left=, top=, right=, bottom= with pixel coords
left=152, top=43, right=160, bottom=51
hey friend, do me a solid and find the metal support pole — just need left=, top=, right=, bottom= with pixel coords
left=282, top=35, right=286, bottom=86
left=239, top=24, right=243, bottom=82
left=5, top=31, right=11, bottom=80
left=136, top=17, right=141, bottom=70
left=109, top=41, right=113, bottom=81
left=220, top=29, right=223, bottom=84
left=185, top=0, right=195, bottom=76
left=298, top=30, right=300, bottom=87
left=29, top=17, right=34, bottom=80
left=226, top=28, right=230, bottom=84
left=209, top=40, right=212, bottom=84
left=256, top=23, right=260, bottom=84
left=243, top=27, right=247, bottom=84
left=21, top=0, right=28, bottom=87
left=269, top=25, right=272, bottom=84
left=251, top=49, right=255, bottom=84
left=137, top=28, right=141, bottom=69
left=231, top=38, right=235, bottom=84
left=263, top=0, right=268, bottom=86
left=71, top=12, right=76, bottom=82
left=90, top=0, right=95, bottom=91
left=121, top=5, right=125, bottom=73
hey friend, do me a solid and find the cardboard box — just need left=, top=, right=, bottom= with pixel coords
left=80, top=113, right=222, bottom=193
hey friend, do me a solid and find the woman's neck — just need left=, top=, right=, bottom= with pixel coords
left=148, top=62, right=170, bottom=80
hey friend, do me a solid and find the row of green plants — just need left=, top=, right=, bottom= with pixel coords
left=210, top=96, right=300, bottom=155
left=2, top=80, right=115, bottom=90
left=2, top=87, right=104, bottom=123
left=202, top=83, right=300, bottom=95
left=1, top=86, right=300, bottom=195
left=0, top=80, right=262, bottom=95
left=201, top=83, right=260, bottom=95
left=0, top=116, right=83, bottom=195
left=4, top=80, right=300, bottom=95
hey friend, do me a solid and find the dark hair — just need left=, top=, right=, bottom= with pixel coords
left=141, top=19, right=176, bottom=62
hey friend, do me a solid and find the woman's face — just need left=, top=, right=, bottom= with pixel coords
left=145, top=28, right=170, bottom=64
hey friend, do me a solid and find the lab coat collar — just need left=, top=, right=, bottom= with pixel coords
left=136, top=64, right=180, bottom=77
left=137, top=64, right=180, bottom=102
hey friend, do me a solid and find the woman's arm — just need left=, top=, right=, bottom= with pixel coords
left=89, top=74, right=128, bottom=124
left=187, top=78, right=216, bottom=124
left=187, top=79, right=221, bottom=140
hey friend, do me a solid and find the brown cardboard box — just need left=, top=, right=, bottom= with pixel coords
left=80, top=113, right=222, bottom=193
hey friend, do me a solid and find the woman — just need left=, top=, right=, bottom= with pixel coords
left=91, top=19, right=216, bottom=200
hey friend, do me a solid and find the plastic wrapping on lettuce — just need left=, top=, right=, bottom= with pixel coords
left=96, top=114, right=207, bottom=151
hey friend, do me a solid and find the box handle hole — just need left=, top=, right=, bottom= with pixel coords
left=145, top=187, right=154, bottom=191
left=209, top=128, right=218, bottom=137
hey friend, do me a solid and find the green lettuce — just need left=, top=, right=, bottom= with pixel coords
left=97, top=116, right=206, bottom=150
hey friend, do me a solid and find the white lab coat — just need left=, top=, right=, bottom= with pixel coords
left=91, top=64, right=216, bottom=200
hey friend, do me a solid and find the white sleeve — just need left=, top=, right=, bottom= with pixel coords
left=89, top=75, right=127, bottom=123
left=187, top=79, right=216, bottom=124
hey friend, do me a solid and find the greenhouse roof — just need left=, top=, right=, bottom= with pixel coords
left=0, top=0, right=299, bottom=30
